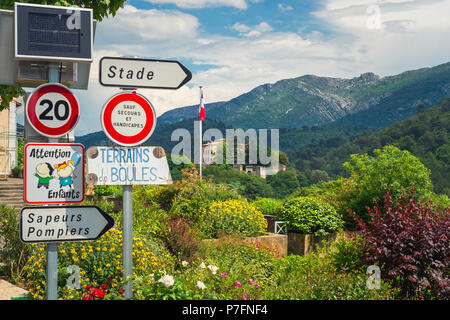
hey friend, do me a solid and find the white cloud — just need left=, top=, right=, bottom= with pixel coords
left=278, top=3, right=293, bottom=12
left=145, top=0, right=249, bottom=9
left=98, top=5, right=200, bottom=42
left=69, top=1, right=450, bottom=135
left=312, top=0, right=450, bottom=74
left=230, top=21, right=273, bottom=37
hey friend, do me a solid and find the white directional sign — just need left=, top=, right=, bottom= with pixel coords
left=85, top=146, right=172, bottom=186
left=20, top=206, right=114, bottom=243
left=99, top=57, right=192, bottom=90
left=24, top=143, right=84, bottom=204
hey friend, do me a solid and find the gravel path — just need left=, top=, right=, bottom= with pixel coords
left=0, top=279, right=28, bottom=300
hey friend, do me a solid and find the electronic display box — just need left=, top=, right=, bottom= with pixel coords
left=14, top=3, right=93, bottom=62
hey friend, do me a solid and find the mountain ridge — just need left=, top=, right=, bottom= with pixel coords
left=159, top=62, right=450, bottom=129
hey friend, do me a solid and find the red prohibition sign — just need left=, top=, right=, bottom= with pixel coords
left=26, top=83, right=80, bottom=137
left=101, top=91, right=156, bottom=147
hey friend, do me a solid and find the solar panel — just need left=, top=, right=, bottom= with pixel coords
left=15, top=3, right=92, bottom=62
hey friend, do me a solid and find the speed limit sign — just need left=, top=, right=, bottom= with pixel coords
left=26, top=83, right=80, bottom=138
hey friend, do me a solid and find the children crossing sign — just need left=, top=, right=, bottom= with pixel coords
left=24, top=143, right=85, bottom=204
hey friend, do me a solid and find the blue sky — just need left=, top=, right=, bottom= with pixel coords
left=16, top=0, right=450, bottom=135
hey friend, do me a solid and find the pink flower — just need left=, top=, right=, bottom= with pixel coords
left=249, top=279, right=254, bottom=285
left=242, top=292, right=248, bottom=300
left=220, top=272, right=228, bottom=278
left=234, top=281, right=242, bottom=287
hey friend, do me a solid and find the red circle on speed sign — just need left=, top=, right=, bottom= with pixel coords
left=26, top=83, right=80, bottom=138
left=101, top=91, right=156, bottom=147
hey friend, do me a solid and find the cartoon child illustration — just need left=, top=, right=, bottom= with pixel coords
left=35, top=162, right=54, bottom=189
left=54, top=160, right=75, bottom=188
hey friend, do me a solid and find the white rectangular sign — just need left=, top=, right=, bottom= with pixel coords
left=24, top=143, right=85, bottom=204
left=20, top=206, right=114, bottom=243
left=86, top=146, right=172, bottom=186
left=99, top=57, right=192, bottom=89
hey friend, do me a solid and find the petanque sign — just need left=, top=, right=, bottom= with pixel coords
left=85, top=146, right=172, bottom=186
left=101, top=91, right=156, bottom=147
left=24, top=143, right=85, bottom=204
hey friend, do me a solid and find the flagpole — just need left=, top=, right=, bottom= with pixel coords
left=199, top=86, right=203, bottom=178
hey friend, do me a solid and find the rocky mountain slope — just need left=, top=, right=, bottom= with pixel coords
left=159, top=62, right=450, bottom=129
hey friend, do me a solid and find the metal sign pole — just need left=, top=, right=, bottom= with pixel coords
left=122, top=184, right=133, bottom=299
left=46, top=65, right=60, bottom=300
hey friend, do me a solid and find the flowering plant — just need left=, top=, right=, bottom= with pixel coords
left=23, top=229, right=173, bottom=300
left=200, top=200, right=267, bottom=238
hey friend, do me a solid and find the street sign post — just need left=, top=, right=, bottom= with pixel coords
left=24, top=143, right=84, bottom=204
left=101, top=91, right=157, bottom=147
left=85, top=146, right=172, bottom=186
left=98, top=55, right=190, bottom=300
left=20, top=206, right=114, bottom=243
left=26, top=83, right=80, bottom=138
left=99, top=57, right=192, bottom=90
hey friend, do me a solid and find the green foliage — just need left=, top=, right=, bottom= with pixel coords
left=263, top=244, right=399, bottom=300
left=198, top=237, right=279, bottom=290
left=251, top=197, right=282, bottom=216
left=133, top=238, right=279, bottom=300
left=330, top=232, right=367, bottom=273
left=0, top=0, right=125, bottom=21
left=0, top=205, right=32, bottom=281
left=343, top=145, right=433, bottom=218
left=266, top=169, right=300, bottom=199
left=290, top=178, right=359, bottom=228
left=200, top=200, right=267, bottom=239
left=0, top=86, right=25, bottom=110
left=290, top=99, right=450, bottom=196
left=203, top=164, right=274, bottom=200
left=163, top=217, right=201, bottom=262
left=93, top=185, right=122, bottom=198
left=278, top=196, right=344, bottom=236
left=12, top=139, right=24, bottom=177
left=23, top=229, right=174, bottom=300
left=165, top=166, right=240, bottom=224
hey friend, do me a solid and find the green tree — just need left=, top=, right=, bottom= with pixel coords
left=267, top=169, right=300, bottom=199
left=309, top=169, right=330, bottom=184
left=343, top=145, right=433, bottom=217
left=0, top=0, right=126, bottom=108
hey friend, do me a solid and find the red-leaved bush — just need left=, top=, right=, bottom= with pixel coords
left=350, top=188, right=449, bottom=299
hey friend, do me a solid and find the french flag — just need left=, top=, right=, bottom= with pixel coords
left=199, top=87, right=206, bottom=121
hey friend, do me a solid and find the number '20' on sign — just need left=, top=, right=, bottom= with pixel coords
left=26, top=83, right=80, bottom=138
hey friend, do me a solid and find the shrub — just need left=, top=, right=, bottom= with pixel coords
left=22, top=229, right=174, bottom=300
left=251, top=198, right=282, bottom=216
left=278, top=197, right=344, bottom=236
left=264, top=245, right=399, bottom=300
left=290, top=178, right=358, bottom=229
left=343, top=145, right=433, bottom=221
left=0, top=205, right=32, bottom=281
left=93, top=185, right=122, bottom=198
left=169, top=165, right=241, bottom=224
left=200, top=200, right=267, bottom=239
left=330, top=231, right=367, bottom=273
left=163, top=217, right=201, bottom=262
left=198, top=237, right=279, bottom=291
left=350, top=189, right=450, bottom=299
